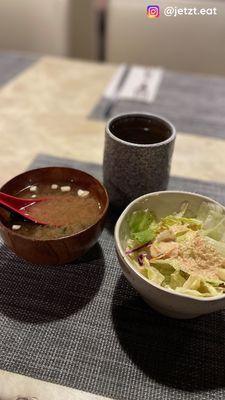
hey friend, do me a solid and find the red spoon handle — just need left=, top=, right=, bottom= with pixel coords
left=0, top=192, right=45, bottom=207
left=0, top=192, right=34, bottom=207
left=0, top=192, right=49, bottom=225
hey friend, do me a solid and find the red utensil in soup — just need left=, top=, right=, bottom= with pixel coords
left=0, top=192, right=49, bottom=225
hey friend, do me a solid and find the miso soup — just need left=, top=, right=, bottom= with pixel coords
left=8, top=182, right=102, bottom=240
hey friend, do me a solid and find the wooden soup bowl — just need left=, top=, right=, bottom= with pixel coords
left=0, top=167, right=109, bottom=265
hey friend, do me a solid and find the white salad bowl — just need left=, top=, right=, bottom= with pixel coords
left=115, top=191, right=225, bottom=319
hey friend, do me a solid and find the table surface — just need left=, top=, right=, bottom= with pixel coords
left=0, top=54, right=225, bottom=399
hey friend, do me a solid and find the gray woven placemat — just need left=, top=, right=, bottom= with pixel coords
left=89, top=68, right=225, bottom=140
left=1, top=154, right=225, bottom=400
left=0, top=51, right=39, bottom=87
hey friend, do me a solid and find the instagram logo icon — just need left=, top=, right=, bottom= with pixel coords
left=147, top=5, right=160, bottom=18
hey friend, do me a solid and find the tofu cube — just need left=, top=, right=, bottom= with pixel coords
left=51, top=184, right=58, bottom=190
left=77, top=189, right=89, bottom=198
left=12, top=225, right=21, bottom=231
left=30, top=185, right=37, bottom=192
left=60, top=186, right=71, bottom=192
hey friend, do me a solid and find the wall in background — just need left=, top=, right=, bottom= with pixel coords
left=0, top=0, right=98, bottom=59
left=106, top=0, right=225, bottom=75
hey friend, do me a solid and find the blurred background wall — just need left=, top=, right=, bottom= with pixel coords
left=106, top=0, right=225, bottom=75
left=0, top=0, right=98, bottom=59
left=0, top=0, right=224, bottom=75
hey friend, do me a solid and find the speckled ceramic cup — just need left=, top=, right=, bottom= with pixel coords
left=103, top=113, right=176, bottom=208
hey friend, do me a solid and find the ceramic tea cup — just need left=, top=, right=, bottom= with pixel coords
left=103, top=113, right=176, bottom=208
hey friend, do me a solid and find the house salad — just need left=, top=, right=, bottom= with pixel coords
left=126, top=201, right=225, bottom=298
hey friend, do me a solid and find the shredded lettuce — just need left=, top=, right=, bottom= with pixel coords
left=175, top=276, right=219, bottom=297
left=132, top=228, right=155, bottom=245
left=150, top=258, right=178, bottom=274
left=173, top=201, right=189, bottom=217
left=128, top=209, right=157, bottom=245
left=161, top=215, right=202, bottom=229
left=197, top=201, right=223, bottom=228
left=168, top=271, right=186, bottom=289
left=126, top=201, right=225, bottom=298
left=205, top=217, right=225, bottom=241
left=146, top=265, right=165, bottom=285
left=128, top=209, right=155, bottom=232
left=204, top=236, right=225, bottom=257
left=217, top=268, right=225, bottom=281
